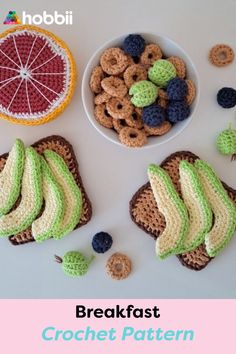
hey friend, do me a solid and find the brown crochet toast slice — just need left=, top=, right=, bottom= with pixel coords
left=130, top=151, right=236, bottom=271
left=0, top=135, right=92, bottom=246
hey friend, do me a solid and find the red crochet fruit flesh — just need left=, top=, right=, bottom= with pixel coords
left=0, top=25, right=76, bottom=125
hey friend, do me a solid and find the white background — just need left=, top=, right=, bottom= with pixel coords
left=0, top=0, right=236, bottom=298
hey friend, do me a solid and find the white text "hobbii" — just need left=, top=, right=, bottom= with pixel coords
left=22, top=11, right=73, bottom=25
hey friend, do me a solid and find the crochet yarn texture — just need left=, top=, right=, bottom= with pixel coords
left=216, top=124, right=236, bottom=158
left=148, top=164, right=189, bottom=259
left=92, top=231, right=113, bottom=253
left=179, top=161, right=213, bottom=253
left=55, top=251, right=94, bottom=277
left=166, top=78, right=188, bottom=101
left=148, top=59, right=176, bottom=87
left=129, top=80, right=158, bottom=107
left=167, top=101, right=190, bottom=123
left=0, top=25, right=76, bottom=125
left=123, top=34, right=145, bottom=57
left=195, top=159, right=236, bottom=257
left=0, top=147, right=43, bottom=237
left=0, top=139, right=25, bottom=216
left=217, top=87, right=236, bottom=108
left=106, top=252, right=132, bottom=280
left=44, top=150, right=82, bottom=240
left=32, top=157, right=65, bottom=243
left=142, top=104, right=165, bottom=127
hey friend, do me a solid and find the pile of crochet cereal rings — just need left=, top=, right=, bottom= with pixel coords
left=89, top=34, right=196, bottom=147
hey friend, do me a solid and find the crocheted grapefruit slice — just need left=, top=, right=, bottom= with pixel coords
left=0, top=25, right=76, bottom=125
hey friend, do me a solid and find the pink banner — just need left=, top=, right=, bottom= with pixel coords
left=0, top=300, right=233, bottom=353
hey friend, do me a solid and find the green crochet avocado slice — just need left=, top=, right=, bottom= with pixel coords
left=0, top=139, right=25, bottom=216
left=44, top=150, right=82, bottom=239
left=148, top=164, right=189, bottom=259
left=179, top=160, right=213, bottom=253
left=0, top=147, right=43, bottom=237
left=32, top=157, right=65, bottom=243
left=195, top=159, right=236, bottom=257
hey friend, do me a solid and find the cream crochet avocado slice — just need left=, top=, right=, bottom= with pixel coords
left=179, top=161, right=213, bottom=253
left=0, top=139, right=25, bottom=216
left=32, top=157, right=65, bottom=243
left=44, top=150, right=82, bottom=239
left=0, top=147, right=43, bottom=237
left=195, top=159, right=236, bottom=257
left=148, top=164, right=189, bottom=259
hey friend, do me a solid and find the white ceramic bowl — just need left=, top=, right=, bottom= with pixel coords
left=82, top=33, right=200, bottom=148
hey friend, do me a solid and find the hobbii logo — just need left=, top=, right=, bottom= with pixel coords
left=22, top=10, right=73, bottom=25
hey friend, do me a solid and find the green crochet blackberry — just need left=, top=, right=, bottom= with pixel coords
left=129, top=80, right=158, bottom=107
left=55, top=251, right=94, bottom=277
left=216, top=124, right=236, bottom=160
left=148, top=59, right=176, bottom=87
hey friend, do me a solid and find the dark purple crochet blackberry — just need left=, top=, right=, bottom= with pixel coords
left=217, top=87, right=236, bottom=108
left=123, top=34, right=145, bottom=57
left=92, top=232, right=113, bottom=253
left=166, top=78, right=188, bottom=100
left=142, top=104, right=165, bottom=127
left=167, top=101, right=190, bottom=123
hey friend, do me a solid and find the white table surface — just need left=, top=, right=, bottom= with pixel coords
left=0, top=0, right=236, bottom=299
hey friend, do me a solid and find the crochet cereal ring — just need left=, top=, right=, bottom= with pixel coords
left=157, top=98, right=168, bottom=108
left=123, top=64, right=147, bottom=88
left=140, top=43, right=162, bottom=66
left=94, top=103, right=113, bottom=128
left=127, top=55, right=136, bottom=66
left=0, top=25, right=76, bottom=126
left=158, top=89, right=168, bottom=100
left=112, top=118, right=127, bottom=133
left=209, top=44, right=234, bottom=67
left=90, top=66, right=105, bottom=94
left=94, top=91, right=111, bottom=105
left=100, top=47, right=129, bottom=75
left=101, top=76, right=127, bottom=98
left=158, top=89, right=169, bottom=108
left=106, top=96, right=133, bottom=119
left=125, top=108, right=143, bottom=129
left=119, top=127, right=147, bottom=147
left=167, top=56, right=186, bottom=78
left=106, top=252, right=132, bottom=280
left=185, top=79, right=196, bottom=105
left=144, top=121, right=171, bottom=136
